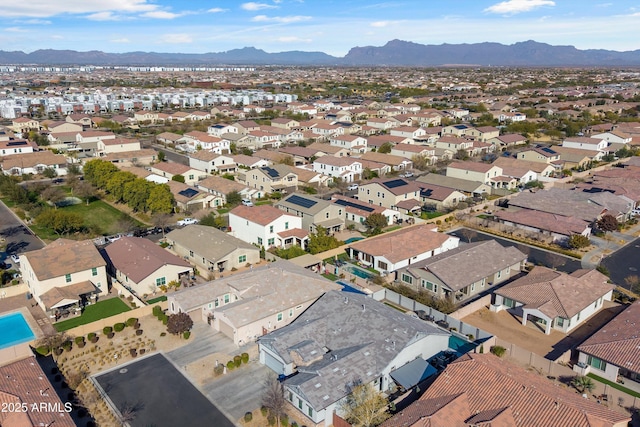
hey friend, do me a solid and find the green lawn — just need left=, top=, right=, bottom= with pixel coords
left=31, top=198, right=143, bottom=240
left=587, top=373, right=640, bottom=398
left=53, top=297, right=132, bottom=332
left=322, top=272, right=339, bottom=281
left=422, top=211, right=445, bottom=219
left=146, top=295, right=167, bottom=305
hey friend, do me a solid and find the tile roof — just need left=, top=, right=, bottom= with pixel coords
left=197, top=175, right=249, bottom=194
left=448, top=161, right=496, bottom=173
left=152, top=161, right=191, bottom=175
left=577, top=301, right=640, bottom=375
left=397, top=353, right=630, bottom=427
left=1, top=151, right=67, bottom=169
left=348, top=225, right=457, bottom=264
left=260, top=290, right=449, bottom=413
left=230, top=204, right=288, bottom=225
left=40, top=280, right=99, bottom=310
left=494, top=208, right=590, bottom=237
left=405, top=240, right=526, bottom=292
left=23, top=239, right=106, bottom=280
left=166, top=225, right=257, bottom=262
left=506, top=188, right=609, bottom=222
left=103, top=237, right=190, bottom=284
left=496, top=266, right=614, bottom=319
left=0, top=357, right=76, bottom=426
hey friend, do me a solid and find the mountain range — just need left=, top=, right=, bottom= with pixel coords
left=1, top=40, right=640, bottom=67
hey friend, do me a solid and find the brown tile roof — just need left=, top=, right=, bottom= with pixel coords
left=348, top=225, right=454, bottom=263
left=494, top=208, right=590, bottom=237
left=360, top=151, right=409, bottom=166
left=411, top=353, right=629, bottom=427
left=381, top=393, right=471, bottom=427
left=0, top=357, right=76, bottom=426
left=277, top=228, right=308, bottom=239
left=577, top=301, right=640, bottom=374
left=496, top=266, right=614, bottom=319
left=24, top=239, right=106, bottom=280
left=104, top=237, right=190, bottom=284
left=40, top=280, right=99, bottom=310
left=197, top=175, right=248, bottom=194
left=365, top=177, right=422, bottom=196
left=448, top=161, right=495, bottom=173
left=230, top=204, right=287, bottom=225
left=419, top=183, right=457, bottom=202
left=1, top=151, right=66, bottom=169
left=152, top=161, right=191, bottom=175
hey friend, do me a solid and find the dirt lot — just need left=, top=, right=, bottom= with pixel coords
left=462, top=300, right=625, bottom=360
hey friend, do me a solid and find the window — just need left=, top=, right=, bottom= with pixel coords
left=258, top=237, right=263, bottom=245
left=503, top=297, right=515, bottom=308
left=377, top=261, right=388, bottom=270
left=470, top=283, right=475, bottom=292
left=401, top=274, right=413, bottom=285
left=189, top=174, right=194, bottom=180
left=189, top=250, right=194, bottom=257
left=288, top=391, right=293, bottom=401
left=307, top=406, right=313, bottom=417
left=268, top=238, right=275, bottom=246
left=497, top=270, right=502, bottom=279
left=215, top=299, right=219, bottom=307
left=91, top=267, right=98, bottom=276
left=587, top=355, right=607, bottom=371
left=326, top=212, right=329, bottom=219
left=289, top=308, right=294, bottom=317
left=239, top=255, right=247, bottom=263
left=269, top=225, right=274, bottom=233
left=577, top=312, right=581, bottom=321
left=65, top=274, right=71, bottom=283
left=224, top=294, right=230, bottom=304
left=298, top=398, right=303, bottom=409
left=277, top=312, right=283, bottom=322
left=557, top=317, right=564, bottom=327
left=285, top=222, right=289, bottom=230
left=156, top=277, right=166, bottom=286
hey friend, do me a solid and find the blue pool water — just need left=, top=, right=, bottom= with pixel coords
left=0, top=312, right=36, bottom=349
left=448, top=334, right=475, bottom=355
left=337, top=281, right=367, bottom=295
left=344, top=264, right=376, bottom=280
left=344, top=237, right=364, bottom=244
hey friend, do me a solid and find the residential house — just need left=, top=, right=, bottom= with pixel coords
left=518, top=146, right=562, bottom=165
left=207, top=123, right=236, bottom=137
left=492, top=267, right=614, bottom=334
left=382, top=353, right=630, bottom=427
left=576, top=301, right=640, bottom=386
left=592, top=130, right=633, bottom=145
left=1, top=151, right=67, bottom=176
left=189, top=151, right=237, bottom=174
left=441, top=124, right=472, bottom=137
left=20, top=239, right=108, bottom=315
left=168, top=261, right=340, bottom=346
left=446, top=161, right=515, bottom=190
left=102, top=148, right=158, bottom=167
left=240, top=164, right=298, bottom=194
left=397, top=240, right=527, bottom=303
left=0, top=139, right=36, bottom=156
left=359, top=152, right=413, bottom=172
left=196, top=175, right=259, bottom=206
left=331, top=194, right=400, bottom=230
left=416, top=174, right=492, bottom=199
left=276, top=193, right=344, bottom=234
left=96, top=137, right=141, bottom=157
left=357, top=178, right=422, bottom=211
left=552, top=145, right=604, bottom=168
left=231, top=154, right=271, bottom=169
left=66, top=114, right=94, bottom=129
left=165, top=225, right=260, bottom=275
left=562, top=136, right=608, bottom=153
left=390, top=126, right=427, bottom=141
left=167, top=180, right=215, bottom=212
left=248, top=130, right=282, bottom=149
left=278, top=146, right=323, bottom=165
left=306, top=142, right=350, bottom=158
left=270, top=118, right=300, bottom=130
left=42, top=121, right=83, bottom=134
left=156, top=132, right=183, bottom=145
left=178, top=131, right=229, bottom=154
left=487, top=133, right=528, bottom=150
left=258, top=290, right=451, bottom=427
left=328, top=134, right=367, bottom=153
left=103, top=237, right=191, bottom=296
left=465, top=126, right=500, bottom=142
left=493, top=156, right=556, bottom=181
left=149, top=162, right=206, bottom=186
left=312, top=156, right=362, bottom=183
left=347, top=224, right=459, bottom=275
left=435, top=136, right=474, bottom=157
left=390, top=144, right=437, bottom=165
left=419, top=183, right=467, bottom=211
left=10, top=117, right=40, bottom=133
left=229, top=205, right=307, bottom=249
left=0, top=357, right=77, bottom=427
left=366, top=117, right=400, bottom=130
left=134, top=110, right=159, bottom=123
left=496, top=111, right=527, bottom=122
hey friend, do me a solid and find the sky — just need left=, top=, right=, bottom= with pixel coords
left=0, top=0, right=639, bottom=56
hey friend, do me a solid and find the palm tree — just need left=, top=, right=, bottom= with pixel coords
left=571, top=375, right=595, bottom=394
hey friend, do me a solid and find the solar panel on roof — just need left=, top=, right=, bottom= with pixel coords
left=454, top=125, right=467, bottom=129
left=178, top=188, right=198, bottom=198
left=287, top=194, right=318, bottom=209
left=333, top=198, right=375, bottom=213
left=263, top=167, right=279, bottom=178
left=541, top=147, right=557, bottom=154
left=384, top=179, right=408, bottom=189
left=6, top=140, right=27, bottom=146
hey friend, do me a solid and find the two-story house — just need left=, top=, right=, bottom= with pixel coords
left=328, top=134, right=368, bottom=153
left=276, top=193, right=344, bottom=233
left=189, top=151, right=237, bottom=175
left=240, top=164, right=298, bottom=194
left=357, top=177, right=422, bottom=211
left=312, top=156, right=362, bottom=183
left=229, top=205, right=307, bottom=249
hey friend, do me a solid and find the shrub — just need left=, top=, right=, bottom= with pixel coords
left=490, top=345, right=506, bottom=357
left=152, top=306, right=162, bottom=317
left=136, top=329, right=143, bottom=336
left=129, top=349, right=137, bottom=357
left=281, top=414, right=289, bottom=426
left=244, top=412, right=253, bottom=422
left=126, top=318, right=138, bottom=327
left=183, top=331, right=191, bottom=339
left=241, top=352, right=249, bottom=364
left=114, top=323, right=125, bottom=332
left=261, top=406, right=268, bottom=417
left=102, top=326, right=112, bottom=335
left=162, top=315, right=168, bottom=326
left=267, top=414, right=276, bottom=426
left=74, top=336, right=84, bottom=345
left=36, top=346, right=50, bottom=356
left=214, top=365, right=224, bottom=376
left=234, top=355, right=242, bottom=368
left=226, top=361, right=235, bottom=370
left=160, top=332, right=166, bottom=337
left=88, top=333, right=97, bottom=343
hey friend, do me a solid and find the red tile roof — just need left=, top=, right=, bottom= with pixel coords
left=230, top=204, right=287, bottom=226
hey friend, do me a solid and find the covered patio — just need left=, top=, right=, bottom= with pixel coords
left=40, top=281, right=101, bottom=321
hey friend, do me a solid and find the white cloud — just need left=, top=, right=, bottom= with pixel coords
left=15, top=19, right=51, bottom=25
left=87, top=12, right=121, bottom=21
left=371, top=21, right=396, bottom=27
left=111, top=37, right=130, bottom=43
left=484, top=0, right=555, bottom=15
left=142, top=11, right=183, bottom=19
left=207, top=8, right=227, bottom=13
left=4, top=27, right=28, bottom=32
left=251, top=15, right=311, bottom=23
left=159, top=33, right=193, bottom=44
left=277, top=36, right=312, bottom=43
left=241, top=2, right=278, bottom=11
left=0, top=0, right=158, bottom=17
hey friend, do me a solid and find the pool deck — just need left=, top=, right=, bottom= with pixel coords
left=0, top=292, right=54, bottom=338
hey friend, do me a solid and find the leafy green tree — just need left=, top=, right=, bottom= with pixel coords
left=106, top=171, right=137, bottom=202
left=378, top=142, right=393, bottom=154
left=362, top=168, right=378, bottom=180
left=571, top=376, right=595, bottom=394
left=171, top=174, right=185, bottom=183
left=148, top=184, right=174, bottom=214
left=411, top=154, right=430, bottom=171
left=156, top=151, right=166, bottom=162
left=226, top=190, right=242, bottom=206
left=36, top=210, right=84, bottom=235
left=364, top=213, right=388, bottom=235
left=74, top=181, right=96, bottom=205
left=339, top=383, right=390, bottom=427
left=308, top=226, right=343, bottom=254
left=567, top=234, right=590, bottom=249
left=272, top=245, right=306, bottom=259
left=42, top=167, right=57, bottom=179
left=83, top=159, right=118, bottom=188
left=124, top=179, right=152, bottom=212
left=524, top=180, right=545, bottom=189
left=200, top=212, right=227, bottom=229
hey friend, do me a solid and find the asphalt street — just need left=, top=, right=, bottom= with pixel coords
left=0, top=200, right=44, bottom=267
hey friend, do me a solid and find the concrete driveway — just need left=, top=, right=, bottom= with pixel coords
left=165, top=322, right=238, bottom=367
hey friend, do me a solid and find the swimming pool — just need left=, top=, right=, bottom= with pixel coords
left=343, top=264, right=376, bottom=280
left=448, top=334, right=476, bottom=355
left=0, top=312, right=36, bottom=349
left=344, top=237, right=364, bottom=244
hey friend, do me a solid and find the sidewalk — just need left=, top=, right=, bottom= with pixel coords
left=581, top=222, right=640, bottom=269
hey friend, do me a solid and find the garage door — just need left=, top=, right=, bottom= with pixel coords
left=263, top=351, right=284, bottom=375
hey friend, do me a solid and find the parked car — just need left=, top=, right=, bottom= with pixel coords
left=177, top=217, right=199, bottom=226
left=0, top=261, right=9, bottom=270
left=403, top=171, right=414, bottom=178
left=241, top=199, right=254, bottom=207
left=10, top=254, right=20, bottom=264
left=347, top=184, right=359, bottom=191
